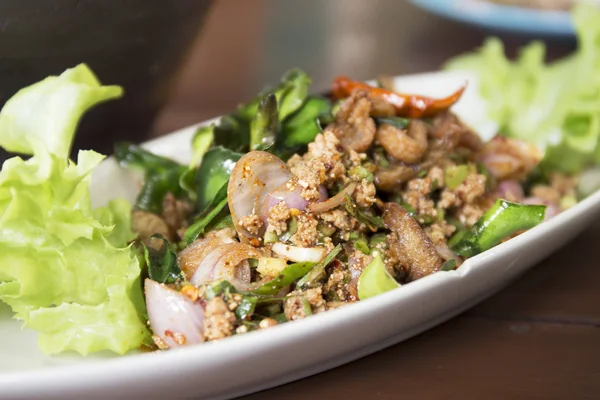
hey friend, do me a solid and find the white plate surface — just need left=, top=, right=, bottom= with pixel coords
left=1, top=71, right=599, bottom=400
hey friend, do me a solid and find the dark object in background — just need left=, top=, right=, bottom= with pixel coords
left=0, top=0, right=213, bottom=163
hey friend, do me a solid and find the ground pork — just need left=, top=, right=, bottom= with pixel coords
left=324, top=262, right=351, bottom=301
left=283, top=289, right=327, bottom=320
left=530, top=185, right=561, bottom=205
left=319, top=209, right=354, bottom=232
left=354, top=179, right=377, bottom=208
left=267, top=201, right=291, bottom=235
left=238, top=214, right=263, bottom=236
left=291, top=214, right=319, bottom=247
left=438, top=172, right=486, bottom=209
left=402, top=176, right=438, bottom=222
left=424, top=220, right=457, bottom=246
left=203, top=297, right=236, bottom=341
left=456, top=203, right=485, bottom=227
left=161, top=192, right=194, bottom=238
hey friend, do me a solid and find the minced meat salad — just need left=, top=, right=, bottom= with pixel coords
left=115, top=71, right=578, bottom=350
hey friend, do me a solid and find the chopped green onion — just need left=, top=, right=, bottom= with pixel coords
left=451, top=199, right=546, bottom=257
left=441, top=259, right=457, bottom=271
left=349, top=166, right=374, bottom=183
left=297, top=244, right=342, bottom=289
left=205, top=280, right=237, bottom=299
left=264, top=230, right=279, bottom=244
left=354, top=237, right=371, bottom=255
left=273, top=313, right=288, bottom=323
left=235, top=296, right=258, bottom=320
left=279, top=216, right=297, bottom=242
left=317, top=222, right=336, bottom=237
left=251, top=261, right=317, bottom=295
left=357, top=252, right=399, bottom=300
left=369, top=233, right=388, bottom=247
left=445, top=165, right=469, bottom=190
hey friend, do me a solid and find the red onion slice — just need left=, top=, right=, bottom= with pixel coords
left=260, top=182, right=328, bottom=225
left=211, top=243, right=262, bottom=291
left=271, top=242, right=326, bottom=262
left=190, top=243, right=260, bottom=290
left=228, top=151, right=292, bottom=239
left=145, top=279, right=204, bottom=348
left=496, top=180, right=524, bottom=202
left=178, top=237, right=235, bottom=279
left=308, top=182, right=357, bottom=213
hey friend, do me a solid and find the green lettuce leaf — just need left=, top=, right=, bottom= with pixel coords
left=0, top=64, right=149, bottom=355
left=0, top=64, right=122, bottom=159
left=444, top=3, right=600, bottom=173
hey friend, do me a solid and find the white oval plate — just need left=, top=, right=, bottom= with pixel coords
left=1, top=71, right=599, bottom=400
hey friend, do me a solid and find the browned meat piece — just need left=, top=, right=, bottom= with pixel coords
left=330, top=91, right=376, bottom=152
left=383, top=202, right=443, bottom=281
left=369, top=96, right=396, bottom=117
left=177, top=236, right=233, bottom=278
left=376, top=119, right=429, bottom=164
left=431, top=111, right=483, bottom=153
left=131, top=209, right=173, bottom=244
left=161, top=192, right=194, bottom=238
left=476, top=136, right=542, bottom=180
left=374, top=163, right=418, bottom=192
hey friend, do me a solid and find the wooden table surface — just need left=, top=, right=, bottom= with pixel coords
left=152, top=1, right=600, bottom=399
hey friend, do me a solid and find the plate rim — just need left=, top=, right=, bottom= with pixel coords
left=409, top=0, right=574, bottom=36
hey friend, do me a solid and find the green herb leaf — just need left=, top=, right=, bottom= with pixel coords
left=296, top=244, right=342, bottom=289
left=441, top=259, right=457, bottom=271
left=205, top=280, right=237, bottom=300
left=445, top=165, right=469, bottom=190
left=184, top=188, right=229, bottom=244
left=280, top=96, right=331, bottom=148
left=190, top=125, right=214, bottom=167
left=252, top=262, right=317, bottom=296
left=277, top=69, right=311, bottom=120
left=344, top=194, right=384, bottom=231
left=250, top=93, right=279, bottom=151
left=194, top=147, right=242, bottom=212
left=143, top=234, right=183, bottom=284
left=374, top=117, right=410, bottom=130
left=114, top=143, right=188, bottom=214
left=235, top=296, right=258, bottom=320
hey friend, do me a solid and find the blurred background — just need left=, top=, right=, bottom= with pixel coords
left=151, top=0, right=577, bottom=138
left=0, top=0, right=578, bottom=159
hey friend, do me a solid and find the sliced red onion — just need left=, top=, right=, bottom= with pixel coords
left=497, top=180, right=524, bottom=202
left=178, top=237, right=235, bottom=279
left=308, top=182, right=357, bottom=213
left=190, top=242, right=259, bottom=290
left=260, top=182, right=328, bottom=225
left=211, top=243, right=262, bottom=291
left=228, top=151, right=292, bottom=239
left=480, top=154, right=521, bottom=180
left=523, top=196, right=560, bottom=221
left=478, top=136, right=543, bottom=180
left=271, top=242, right=326, bottom=262
left=145, top=279, right=204, bottom=348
